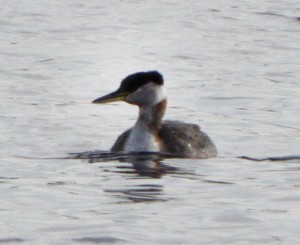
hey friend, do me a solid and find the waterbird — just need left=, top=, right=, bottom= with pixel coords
left=92, top=71, right=217, bottom=159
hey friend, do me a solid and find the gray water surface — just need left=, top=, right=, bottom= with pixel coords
left=1, top=1, right=300, bottom=244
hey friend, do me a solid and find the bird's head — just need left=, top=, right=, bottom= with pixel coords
left=92, top=71, right=165, bottom=107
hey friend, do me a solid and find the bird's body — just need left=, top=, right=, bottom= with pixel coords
left=112, top=120, right=217, bottom=159
left=93, top=71, right=217, bottom=159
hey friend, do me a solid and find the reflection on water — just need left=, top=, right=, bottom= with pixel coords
left=105, top=184, right=165, bottom=203
left=70, top=151, right=193, bottom=203
left=73, top=237, right=125, bottom=244
left=69, top=150, right=300, bottom=204
left=0, top=238, right=24, bottom=244
left=71, top=151, right=185, bottom=178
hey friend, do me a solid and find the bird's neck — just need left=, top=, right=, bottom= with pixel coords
left=136, top=99, right=167, bottom=132
left=124, top=99, right=167, bottom=152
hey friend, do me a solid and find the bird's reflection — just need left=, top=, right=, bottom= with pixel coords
left=70, top=151, right=235, bottom=202
left=70, top=151, right=187, bottom=203
left=104, top=184, right=166, bottom=203
left=71, top=151, right=183, bottom=178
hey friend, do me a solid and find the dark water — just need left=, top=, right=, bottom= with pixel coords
left=1, top=0, right=300, bottom=244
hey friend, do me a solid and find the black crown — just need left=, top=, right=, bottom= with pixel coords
left=119, top=71, right=164, bottom=93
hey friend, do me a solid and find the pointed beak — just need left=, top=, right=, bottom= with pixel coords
left=92, top=90, right=128, bottom=104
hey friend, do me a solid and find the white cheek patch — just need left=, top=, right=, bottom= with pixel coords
left=153, top=84, right=166, bottom=104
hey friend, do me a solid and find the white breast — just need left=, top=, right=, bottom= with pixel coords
left=124, top=122, right=160, bottom=152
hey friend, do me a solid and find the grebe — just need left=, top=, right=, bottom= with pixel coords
left=92, top=71, right=217, bottom=159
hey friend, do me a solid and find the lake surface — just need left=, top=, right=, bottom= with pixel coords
left=1, top=0, right=300, bottom=244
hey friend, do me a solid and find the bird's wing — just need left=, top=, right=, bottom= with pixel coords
left=159, top=120, right=217, bottom=158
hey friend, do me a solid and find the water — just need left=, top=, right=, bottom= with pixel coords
left=1, top=0, right=300, bottom=244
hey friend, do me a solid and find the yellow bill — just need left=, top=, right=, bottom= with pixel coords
left=92, top=90, right=128, bottom=104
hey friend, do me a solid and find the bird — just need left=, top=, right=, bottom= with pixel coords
left=92, top=71, right=217, bottom=159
